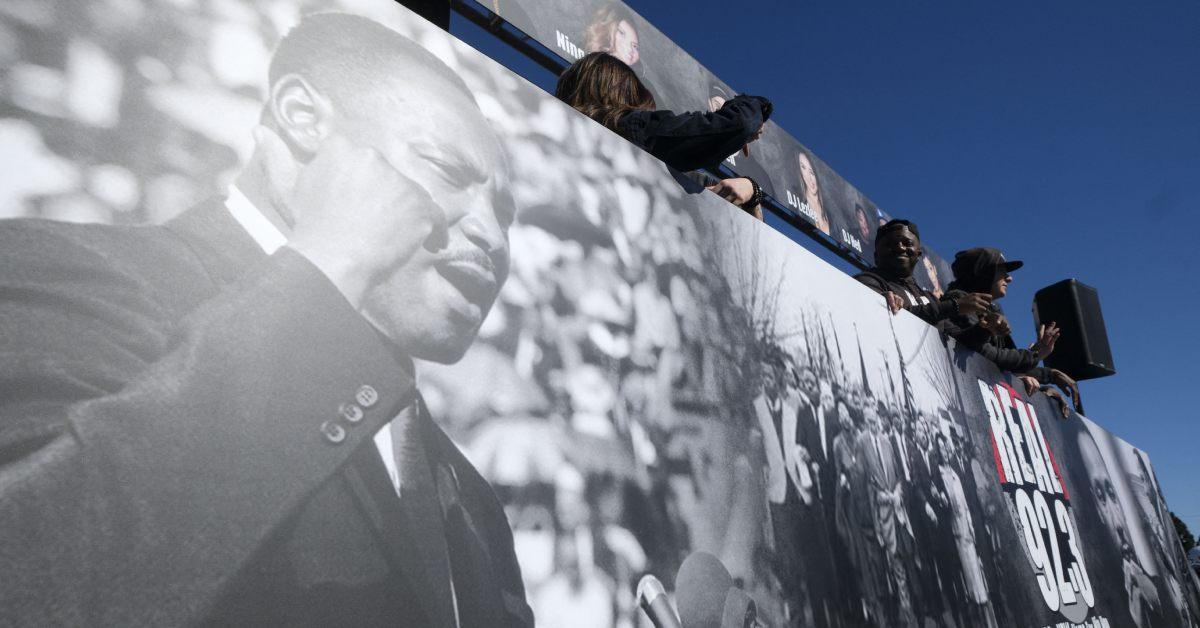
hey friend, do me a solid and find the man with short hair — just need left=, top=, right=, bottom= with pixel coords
left=0, top=13, right=530, bottom=626
left=854, top=219, right=992, bottom=324
left=851, top=400, right=904, bottom=624
left=791, top=371, right=839, bottom=628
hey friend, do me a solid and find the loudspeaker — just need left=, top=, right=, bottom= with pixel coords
left=1032, top=279, right=1115, bottom=380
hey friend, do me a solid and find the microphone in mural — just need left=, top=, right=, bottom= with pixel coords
left=637, top=574, right=682, bottom=628
left=675, top=551, right=765, bottom=628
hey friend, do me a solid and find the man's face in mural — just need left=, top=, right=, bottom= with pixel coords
left=799, top=368, right=818, bottom=401
left=935, top=433, right=951, bottom=465
left=1079, top=432, right=1129, bottom=550
left=837, top=401, right=854, bottom=432
left=819, top=381, right=835, bottom=415
left=862, top=403, right=878, bottom=432
left=914, top=419, right=931, bottom=450
left=307, top=70, right=513, bottom=364
left=1133, top=457, right=1167, bottom=540
left=765, top=359, right=788, bottom=399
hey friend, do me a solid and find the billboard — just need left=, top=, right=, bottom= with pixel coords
left=472, top=0, right=954, bottom=286
left=0, top=1, right=1195, bottom=626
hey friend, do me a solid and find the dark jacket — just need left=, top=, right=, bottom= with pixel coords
left=941, top=290, right=1052, bottom=383
left=854, top=268, right=957, bottom=325
left=0, top=202, right=531, bottom=626
left=616, top=94, right=772, bottom=172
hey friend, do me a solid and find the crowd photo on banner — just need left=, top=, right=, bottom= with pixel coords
left=1, top=0, right=1198, bottom=627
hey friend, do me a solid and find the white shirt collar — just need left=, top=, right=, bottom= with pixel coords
left=223, top=192, right=432, bottom=578
left=224, top=186, right=288, bottom=254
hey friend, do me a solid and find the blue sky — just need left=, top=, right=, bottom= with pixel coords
left=459, top=1, right=1200, bottom=533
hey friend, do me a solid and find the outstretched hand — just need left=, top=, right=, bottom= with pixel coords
left=1030, top=322, right=1061, bottom=360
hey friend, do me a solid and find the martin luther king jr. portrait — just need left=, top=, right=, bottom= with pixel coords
left=0, top=11, right=533, bottom=627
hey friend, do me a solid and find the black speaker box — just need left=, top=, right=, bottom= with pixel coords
left=1032, top=279, right=1115, bottom=380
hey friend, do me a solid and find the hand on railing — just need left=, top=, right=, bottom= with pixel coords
left=885, top=291, right=903, bottom=314
left=706, top=177, right=764, bottom=221
left=1017, top=375, right=1041, bottom=397
left=1048, top=368, right=1082, bottom=413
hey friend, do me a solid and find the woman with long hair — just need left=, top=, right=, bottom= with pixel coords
left=555, top=52, right=772, bottom=218
left=555, top=52, right=656, bottom=135
left=584, top=4, right=641, bottom=68
left=795, top=151, right=830, bottom=234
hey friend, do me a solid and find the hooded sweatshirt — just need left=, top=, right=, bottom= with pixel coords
left=942, top=248, right=1051, bottom=382
left=854, top=267, right=957, bottom=325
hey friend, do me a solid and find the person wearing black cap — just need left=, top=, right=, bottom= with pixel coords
left=943, top=248, right=1080, bottom=410
left=854, top=219, right=993, bottom=325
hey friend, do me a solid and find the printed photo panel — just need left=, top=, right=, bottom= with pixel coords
left=1, top=0, right=1196, bottom=626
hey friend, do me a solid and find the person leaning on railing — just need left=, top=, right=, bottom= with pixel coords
left=554, top=51, right=771, bottom=220
left=941, top=247, right=1082, bottom=416
left=855, top=219, right=993, bottom=325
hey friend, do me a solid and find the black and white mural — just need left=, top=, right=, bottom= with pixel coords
left=0, top=1, right=1195, bottom=626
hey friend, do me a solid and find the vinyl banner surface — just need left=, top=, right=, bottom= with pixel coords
left=476, top=0, right=952, bottom=282
left=1, top=1, right=1196, bottom=627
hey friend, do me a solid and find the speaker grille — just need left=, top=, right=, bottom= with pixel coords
left=1034, top=279, right=1115, bottom=380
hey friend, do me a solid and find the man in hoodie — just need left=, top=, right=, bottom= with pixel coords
left=854, top=219, right=992, bottom=325
left=942, top=247, right=1081, bottom=413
